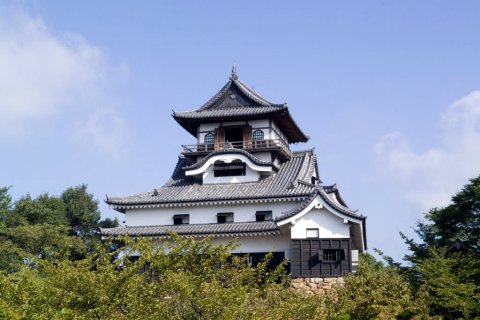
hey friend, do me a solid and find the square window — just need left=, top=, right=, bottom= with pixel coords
left=255, top=211, right=272, bottom=222
left=306, top=228, right=319, bottom=238
left=217, top=212, right=233, bottom=223
left=173, top=214, right=189, bottom=225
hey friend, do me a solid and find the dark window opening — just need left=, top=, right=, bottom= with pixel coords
left=217, top=212, right=234, bottom=223
left=173, top=214, right=189, bottom=225
left=252, top=129, right=264, bottom=141
left=256, top=211, right=272, bottom=221
left=232, top=252, right=285, bottom=272
left=213, top=161, right=246, bottom=177
left=224, top=127, right=244, bottom=145
left=319, top=249, right=345, bottom=262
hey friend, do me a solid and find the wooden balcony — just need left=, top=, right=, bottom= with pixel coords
left=181, top=139, right=292, bottom=159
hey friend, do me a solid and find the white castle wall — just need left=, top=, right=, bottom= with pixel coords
left=210, top=234, right=291, bottom=254
left=126, top=201, right=301, bottom=227
left=290, top=208, right=350, bottom=239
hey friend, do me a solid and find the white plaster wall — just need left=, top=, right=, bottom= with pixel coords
left=252, top=152, right=271, bottom=162
left=272, top=121, right=288, bottom=143
left=249, top=119, right=271, bottom=140
left=248, top=119, right=269, bottom=128
left=210, top=234, right=291, bottom=253
left=125, top=201, right=301, bottom=226
left=199, top=123, right=220, bottom=132
left=290, top=208, right=350, bottom=239
left=150, top=234, right=291, bottom=254
left=203, top=163, right=260, bottom=184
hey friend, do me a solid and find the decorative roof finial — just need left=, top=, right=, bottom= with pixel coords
left=230, top=64, right=238, bottom=80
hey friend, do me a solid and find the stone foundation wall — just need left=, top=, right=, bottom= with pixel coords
left=290, top=277, right=344, bottom=295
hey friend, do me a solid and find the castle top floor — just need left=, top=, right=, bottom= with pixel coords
left=172, top=68, right=309, bottom=161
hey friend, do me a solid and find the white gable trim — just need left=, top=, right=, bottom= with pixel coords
left=185, top=154, right=272, bottom=176
left=277, top=195, right=363, bottom=227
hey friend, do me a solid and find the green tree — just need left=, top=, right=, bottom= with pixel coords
left=0, top=185, right=116, bottom=273
left=0, top=186, right=12, bottom=218
left=0, top=235, right=334, bottom=320
left=402, top=175, right=480, bottom=319
left=415, top=249, right=480, bottom=319
left=61, top=184, right=102, bottom=237
left=403, top=175, right=480, bottom=260
left=7, top=193, right=67, bottom=227
left=336, top=253, right=429, bottom=320
left=98, top=217, right=119, bottom=229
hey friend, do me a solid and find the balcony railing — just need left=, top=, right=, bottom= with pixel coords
left=181, top=139, right=292, bottom=158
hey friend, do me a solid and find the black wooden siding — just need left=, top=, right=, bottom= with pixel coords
left=290, top=239, right=351, bottom=277
left=232, top=252, right=285, bottom=271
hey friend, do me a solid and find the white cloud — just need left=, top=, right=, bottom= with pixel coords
left=374, top=90, right=480, bottom=211
left=0, top=9, right=128, bottom=157
left=74, top=108, right=128, bottom=157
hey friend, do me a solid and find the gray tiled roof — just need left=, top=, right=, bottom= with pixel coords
left=106, top=150, right=318, bottom=209
left=171, top=72, right=309, bottom=143
left=183, top=148, right=274, bottom=171
left=99, top=221, right=280, bottom=237
left=172, top=74, right=285, bottom=119
left=173, top=105, right=285, bottom=119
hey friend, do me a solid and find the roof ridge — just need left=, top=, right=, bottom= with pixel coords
left=199, top=79, right=233, bottom=110
left=233, top=78, right=282, bottom=107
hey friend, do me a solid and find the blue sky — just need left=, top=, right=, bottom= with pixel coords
left=1, top=1, right=480, bottom=260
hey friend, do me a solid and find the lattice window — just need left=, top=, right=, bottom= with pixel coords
left=252, top=129, right=264, bottom=141
left=204, top=132, right=215, bottom=144
left=320, top=249, right=345, bottom=262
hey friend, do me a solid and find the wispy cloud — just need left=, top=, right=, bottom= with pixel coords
left=374, top=90, right=480, bottom=211
left=0, top=9, right=128, bottom=157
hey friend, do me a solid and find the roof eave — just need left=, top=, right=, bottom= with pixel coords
left=272, top=107, right=309, bottom=143
left=173, top=108, right=309, bottom=143
left=106, top=193, right=312, bottom=209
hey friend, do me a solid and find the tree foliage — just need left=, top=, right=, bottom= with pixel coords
left=402, top=175, right=480, bottom=319
left=0, top=235, right=334, bottom=320
left=336, top=253, right=429, bottom=320
left=0, top=185, right=118, bottom=273
left=62, top=185, right=102, bottom=237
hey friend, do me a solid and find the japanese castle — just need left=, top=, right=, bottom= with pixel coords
left=102, top=68, right=367, bottom=278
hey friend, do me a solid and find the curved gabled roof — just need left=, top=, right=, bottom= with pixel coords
left=105, top=150, right=318, bottom=209
left=172, top=69, right=309, bottom=143
left=275, top=185, right=367, bottom=251
left=275, top=186, right=364, bottom=223
left=198, top=69, right=283, bottom=110
left=183, top=148, right=274, bottom=171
